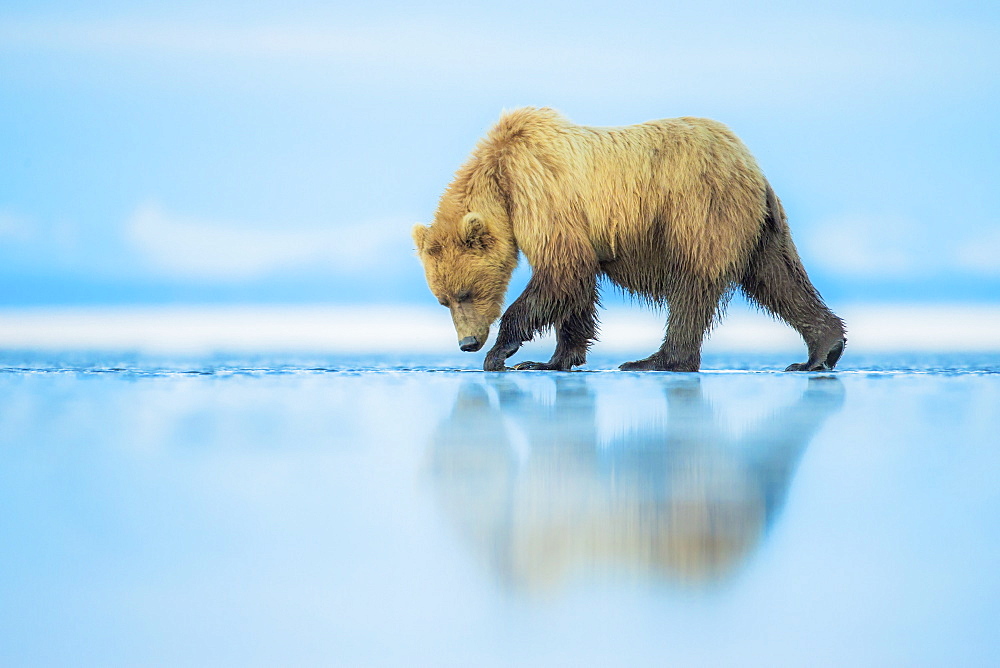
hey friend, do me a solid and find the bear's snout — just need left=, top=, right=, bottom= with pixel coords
left=459, top=336, right=483, bottom=352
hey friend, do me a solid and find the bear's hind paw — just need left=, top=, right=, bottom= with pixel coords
left=785, top=339, right=846, bottom=372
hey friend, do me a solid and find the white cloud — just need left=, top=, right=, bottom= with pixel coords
left=800, top=213, right=935, bottom=279
left=125, top=203, right=411, bottom=281
left=0, top=16, right=994, bottom=103
left=0, top=210, right=35, bottom=242
left=802, top=213, right=1000, bottom=280
left=953, top=229, right=1000, bottom=277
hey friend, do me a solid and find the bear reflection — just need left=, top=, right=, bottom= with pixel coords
left=427, top=376, right=844, bottom=590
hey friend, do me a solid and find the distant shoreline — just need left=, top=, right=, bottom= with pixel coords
left=0, top=303, right=997, bottom=355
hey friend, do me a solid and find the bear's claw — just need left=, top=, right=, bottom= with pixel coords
left=619, top=355, right=699, bottom=372
left=512, top=361, right=565, bottom=371
left=785, top=361, right=828, bottom=372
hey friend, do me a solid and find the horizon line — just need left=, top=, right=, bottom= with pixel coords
left=0, top=302, right=997, bottom=355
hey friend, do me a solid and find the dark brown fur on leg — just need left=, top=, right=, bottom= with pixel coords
left=620, top=281, right=724, bottom=372
left=484, top=272, right=597, bottom=371
left=513, top=301, right=598, bottom=370
left=741, top=185, right=846, bottom=372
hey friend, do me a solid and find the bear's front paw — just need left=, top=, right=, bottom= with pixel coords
left=483, top=354, right=509, bottom=372
left=512, top=361, right=559, bottom=371
left=784, top=361, right=830, bottom=372
left=483, top=340, right=521, bottom=372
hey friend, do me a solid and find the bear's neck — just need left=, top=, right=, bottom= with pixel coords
left=446, top=160, right=516, bottom=244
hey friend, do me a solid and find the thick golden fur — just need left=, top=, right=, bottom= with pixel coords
left=413, top=107, right=846, bottom=372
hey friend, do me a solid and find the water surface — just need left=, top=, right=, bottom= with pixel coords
left=1, top=353, right=998, bottom=666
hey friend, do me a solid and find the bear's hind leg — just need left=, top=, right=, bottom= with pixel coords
left=619, top=283, right=722, bottom=372
left=513, top=302, right=597, bottom=371
left=740, top=234, right=846, bottom=372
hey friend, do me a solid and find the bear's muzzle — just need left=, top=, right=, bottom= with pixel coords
left=459, top=336, right=483, bottom=352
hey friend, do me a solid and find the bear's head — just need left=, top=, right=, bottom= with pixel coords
left=413, top=212, right=517, bottom=353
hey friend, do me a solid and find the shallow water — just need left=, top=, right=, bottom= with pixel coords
left=2, top=353, right=998, bottom=667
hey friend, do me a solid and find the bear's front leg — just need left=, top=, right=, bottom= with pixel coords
left=483, top=295, right=533, bottom=371
left=483, top=339, right=521, bottom=371
left=483, top=271, right=597, bottom=372
left=512, top=302, right=597, bottom=371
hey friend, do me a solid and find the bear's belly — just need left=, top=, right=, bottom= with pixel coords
left=600, top=256, right=680, bottom=301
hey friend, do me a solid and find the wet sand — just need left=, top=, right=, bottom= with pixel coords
left=1, top=354, right=998, bottom=666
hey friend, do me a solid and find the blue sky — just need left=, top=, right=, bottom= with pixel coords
left=1, top=1, right=998, bottom=306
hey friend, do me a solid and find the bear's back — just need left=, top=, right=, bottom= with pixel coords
left=479, top=108, right=768, bottom=284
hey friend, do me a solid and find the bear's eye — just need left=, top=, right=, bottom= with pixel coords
left=456, top=290, right=472, bottom=303
left=438, top=297, right=449, bottom=307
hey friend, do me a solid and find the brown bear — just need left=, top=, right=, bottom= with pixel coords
left=412, top=107, right=845, bottom=372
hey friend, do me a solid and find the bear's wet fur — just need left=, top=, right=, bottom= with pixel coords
left=413, top=107, right=845, bottom=372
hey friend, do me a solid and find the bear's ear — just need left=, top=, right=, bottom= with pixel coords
left=411, top=224, right=430, bottom=253
left=460, top=212, right=493, bottom=252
